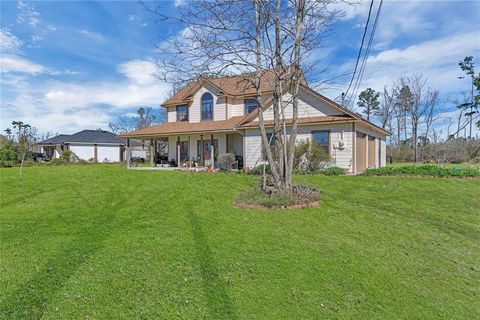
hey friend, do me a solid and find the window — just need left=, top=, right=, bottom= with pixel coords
left=176, top=105, right=188, bottom=121
left=244, top=98, right=259, bottom=114
left=201, top=93, right=213, bottom=120
left=178, top=141, right=189, bottom=161
left=312, top=131, right=329, bottom=155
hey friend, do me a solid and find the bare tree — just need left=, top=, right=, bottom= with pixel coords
left=375, top=86, right=395, bottom=130
left=109, top=107, right=166, bottom=134
left=143, top=0, right=343, bottom=192
left=394, top=74, right=438, bottom=163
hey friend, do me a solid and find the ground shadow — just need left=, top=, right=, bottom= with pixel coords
left=188, top=211, right=236, bottom=319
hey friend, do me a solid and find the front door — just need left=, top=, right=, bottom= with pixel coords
left=197, top=139, right=218, bottom=164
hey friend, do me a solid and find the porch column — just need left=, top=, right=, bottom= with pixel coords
left=94, top=144, right=98, bottom=163
left=211, top=134, right=214, bottom=168
left=200, top=134, right=204, bottom=166
left=177, top=136, right=181, bottom=168
left=150, top=138, right=154, bottom=167
left=126, top=139, right=131, bottom=168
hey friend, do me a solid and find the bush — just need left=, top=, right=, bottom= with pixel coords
left=294, top=166, right=345, bottom=176
left=0, top=160, right=17, bottom=168
left=321, top=166, right=345, bottom=176
left=364, top=165, right=480, bottom=177
left=0, top=140, right=18, bottom=163
left=218, top=153, right=236, bottom=171
left=294, top=140, right=330, bottom=171
left=249, top=164, right=271, bottom=175
left=50, top=158, right=66, bottom=166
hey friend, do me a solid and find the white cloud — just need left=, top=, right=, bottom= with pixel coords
left=0, top=54, right=46, bottom=74
left=174, top=0, right=187, bottom=7
left=1, top=59, right=170, bottom=134
left=0, top=28, right=23, bottom=52
left=17, top=0, right=42, bottom=27
left=117, top=59, right=157, bottom=85
left=78, top=29, right=106, bottom=42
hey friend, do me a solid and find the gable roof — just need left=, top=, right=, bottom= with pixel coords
left=162, top=68, right=297, bottom=107
left=37, top=130, right=124, bottom=145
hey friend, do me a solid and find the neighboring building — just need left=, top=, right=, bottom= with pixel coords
left=37, top=130, right=125, bottom=162
left=122, top=70, right=390, bottom=173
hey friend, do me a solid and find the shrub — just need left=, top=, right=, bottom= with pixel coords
left=364, top=165, right=480, bottom=177
left=218, top=153, right=236, bottom=171
left=0, top=160, right=17, bottom=168
left=294, top=166, right=345, bottom=176
left=294, top=140, right=330, bottom=171
left=0, top=140, right=18, bottom=163
left=249, top=164, right=271, bottom=175
left=321, top=166, right=345, bottom=176
left=50, top=158, right=66, bottom=166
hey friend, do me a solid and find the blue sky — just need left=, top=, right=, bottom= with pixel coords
left=1, top=0, right=479, bottom=137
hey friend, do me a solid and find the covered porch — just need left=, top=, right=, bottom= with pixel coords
left=125, top=131, right=244, bottom=170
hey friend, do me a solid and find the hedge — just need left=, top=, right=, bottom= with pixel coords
left=363, top=165, right=480, bottom=177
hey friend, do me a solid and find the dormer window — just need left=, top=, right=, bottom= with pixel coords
left=176, top=105, right=188, bottom=121
left=201, top=93, right=213, bottom=120
left=245, top=98, right=259, bottom=114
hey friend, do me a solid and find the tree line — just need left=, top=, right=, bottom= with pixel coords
left=353, top=56, right=479, bottom=163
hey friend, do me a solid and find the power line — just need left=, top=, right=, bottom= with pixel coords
left=348, top=0, right=383, bottom=110
left=342, top=0, right=375, bottom=105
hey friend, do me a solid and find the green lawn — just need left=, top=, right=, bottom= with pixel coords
left=1, top=165, right=479, bottom=319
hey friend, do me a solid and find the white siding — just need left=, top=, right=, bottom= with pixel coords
left=228, top=98, right=245, bottom=118
left=243, top=123, right=355, bottom=172
left=254, top=89, right=343, bottom=121
left=70, top=145, right=94, bottom=161
left=215, top=97, right=227, bottom=121
left=97, top=145, right=120, bottom=162
left=227, top=133, right=243, bottom=155
left=168, top=107, right=176, bottom=123
left=189, top=83, right=226, bottom=123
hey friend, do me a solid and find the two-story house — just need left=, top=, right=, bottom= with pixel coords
left=122, top=70, right=389, bottom=173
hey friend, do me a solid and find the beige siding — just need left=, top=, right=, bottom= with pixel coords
left=215, top=97, right=227, bottom=121
left=228, top=98, right=245, bottom=118
left=244, top=123, right=354, bottom=172
left=189, top=83, right=226, bottom=123
left=254, top=89, right=343, bottom=121
left=167, top=106, right=176, bottom=123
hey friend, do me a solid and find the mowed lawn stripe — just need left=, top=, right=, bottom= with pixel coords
left=0, top=165, right=479, bottom=319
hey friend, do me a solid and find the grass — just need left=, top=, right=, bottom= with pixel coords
left=387, top=161, right=480, bottom=169
left=1, top=165, right=479, bottom=319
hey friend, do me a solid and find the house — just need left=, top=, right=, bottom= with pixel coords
left=37, top=129, right=125, bottom=162
left=121, top=70, right=390, bottom=173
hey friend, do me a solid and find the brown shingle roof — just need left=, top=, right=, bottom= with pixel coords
left=162, top=69, right=282, bottom=107
left=121, top=116, right=246, bottom=138
left=239, top=115, right=355, bottom=128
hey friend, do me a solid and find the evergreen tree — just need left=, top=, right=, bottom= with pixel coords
left=357, top=88, right=380, bottom=121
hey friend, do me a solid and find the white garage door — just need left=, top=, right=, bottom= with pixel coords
left=70, top=145, right=94, bottom=161
left=97, top=146, right=120, bottom=162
